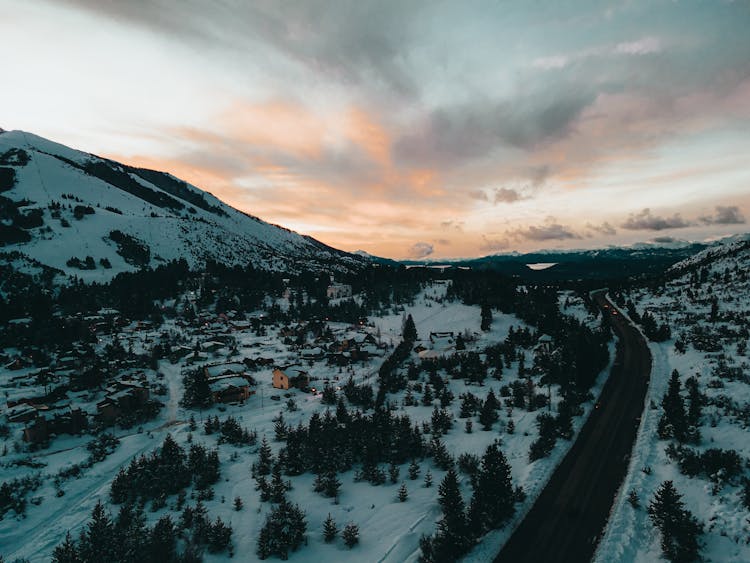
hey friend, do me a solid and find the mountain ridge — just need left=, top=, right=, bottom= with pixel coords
left=0, top=130, right=366, bottom=282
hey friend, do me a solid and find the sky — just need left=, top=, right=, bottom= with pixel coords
left=2, top=0, right=750, bottom=259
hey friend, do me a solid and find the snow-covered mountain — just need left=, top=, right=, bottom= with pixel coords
left=0, top=130, right=365, bottom=281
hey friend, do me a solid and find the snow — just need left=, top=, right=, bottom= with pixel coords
left=0, top=129, right=365, bottom=282
left=596, top=238, right=750, bottom=563
left=1, top=282, right=613, bottom=562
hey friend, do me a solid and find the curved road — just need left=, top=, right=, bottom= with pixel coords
left=496, top=291, right=651, bottom=563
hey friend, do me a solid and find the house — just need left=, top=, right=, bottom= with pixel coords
left=429, top=331, right=455, bottom=352
left=201, top=341, right=225, bottom=353
left=203, top=362, right=247, bottom=379
left=300, top=347, right=325, bottom=361
left=22, top=406, right=88, bottom=443
left=96, top=380, right=150, bottom=424
left=208, top=375, right=254, bottom=403
left=326, top=284, right=353, bottom=300
left=23, top=416, right=49, bottom=444
left=6, top=402, right=38, bottom=423
left=272, top=366, right=310, bottom=390
left=535, top=334, right=554, bottom=356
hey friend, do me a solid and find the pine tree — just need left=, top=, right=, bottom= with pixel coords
left=398, top=482, right=409, bottom=502
left=256, top=436, right=273, bottom=476
left=455, top=333, right=466, bottom=351
left=342, top=522, right=360, bottom=548
left=233, top=496, right=243, bottom=511
left=274, top=413, right=288, bottom=441
left=149, top=515, right=176, bottom=562
left=323, top=513, right=338, bottom=543
left=421, top=384, right=433, bottom=406
left=78, top=501, right=114, bottom=563
left=432, top=469, right=469, bottom=559
left=409, top=459, right=421, bottom=480
left=52, top=532, right=80, bottom=563
left=389, top=462, right=400, bottom=484
left=207, top=517, right=233, bottom=553
left=423, top=469, right=433, bottom=488
left=479, top=390, right=500, bottom=431
left=480, top=303, right=493, bottom=332
left=113, top=502, right=148, bottom=562
left=270, top=464, right=291, bottom=503
left=256, top=525, right=272, bottom=560
left=256, top=499, right=307, bottom=559
left=467, top=441, right=515, bottom=535
left=658, top=370, right=688, bottom=441
left=403, top=314, right=418, bottom=342
left=648, top=481, right=702, bottom=563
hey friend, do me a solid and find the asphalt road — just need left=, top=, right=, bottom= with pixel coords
left=495, top=291, right=651, bottom=563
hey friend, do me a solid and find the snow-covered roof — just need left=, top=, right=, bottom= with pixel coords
left=208, top=376, right=250, bottom=392
left=205, top=363, right=245, bottom=378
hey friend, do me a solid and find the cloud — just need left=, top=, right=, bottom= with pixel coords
left=586, top=221, right=617, bottom=236
left=440, top=220, right=465, bottom=231
left=468, top=189, right=488, bottom=201
left=510, top=221, right=581, bottom=241
left=533, top=55, right=569, bottom=70
left=621, top=208, right=691, bottom=231
left=408, top=242, right=434, bottom=259
left=614, top=37, right=662, bottom=56
left=493, top=188, right=524, bottom=204
left=394, top=86, right=596, bottom=170
left=480, top=236, right=510, bottom=253
left=700, top=205, right=746, bottom=225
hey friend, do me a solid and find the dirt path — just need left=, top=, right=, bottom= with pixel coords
left=495, top=291, right=651, bottom=563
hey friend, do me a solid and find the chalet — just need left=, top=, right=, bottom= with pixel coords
left=96, top=380, right=150, bottom=424
left=3, top=357, right=25, bottom=371
left=429, top=331, right=455, bottom=342
left=200, top=341, right=225, bottom=353
left=208, top=374, right=255, bottom=404
left=203, top=362, right=246, bottom=379
left=535, top=334, right=554, bottom=356
left=326, top=284, right=353, bottom=300
left=429, top=331, right=455, bottom=353
left=300, top=347, right=325, bottom=360
left=272, top=366, right=310, bottom=390
left=22, top=406, right=88, bottom=443
left=6, top=402, right=38, bottom=423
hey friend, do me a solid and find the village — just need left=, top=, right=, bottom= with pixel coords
left=1, top=276, right=611, bottom=563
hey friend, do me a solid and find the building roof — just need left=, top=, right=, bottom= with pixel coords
left=205, top=363, right=246, bottom=378
left=209, top=376, right=250, bottom=393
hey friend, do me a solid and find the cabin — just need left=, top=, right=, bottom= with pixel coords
left=22, top=406, right=88, bottom=443
left=96, top=380, right=150, bottom=424
left=300, top=347, right=325, bottom=361
left=429, top=331, right=455, bottom=352
left=326, top=284, right=353, bottom=300
left=272, top=366, right=310, bottom=390
left=204, top=362, right=247, bottom=379
left=535, top=334, right=554, bottom=356
left=208, top=374, right=254, bottom=403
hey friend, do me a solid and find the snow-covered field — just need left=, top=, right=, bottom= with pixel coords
left=1, top=283, right=612, bottom=562
left=597, top=239, right=750, bottom=563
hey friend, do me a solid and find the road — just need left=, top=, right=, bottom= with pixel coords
left=495, top=291, right=651, bottom=563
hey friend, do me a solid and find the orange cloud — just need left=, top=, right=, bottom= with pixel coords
left=344, top=107, right=391, bottom=167
left=221, top=100, right=328, bottom=158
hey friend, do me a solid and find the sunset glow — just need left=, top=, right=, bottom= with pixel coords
left=2, top=0, right=749, bottom=259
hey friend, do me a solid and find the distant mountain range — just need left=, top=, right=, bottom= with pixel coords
left=0, top=130, right=366, bottom=282
left=370, top=241, right=749, bottom=281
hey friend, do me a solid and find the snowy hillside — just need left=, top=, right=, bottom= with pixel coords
left=0, top=130, right=365, bottom=281
left=597, top=237, right=750, bottom=563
